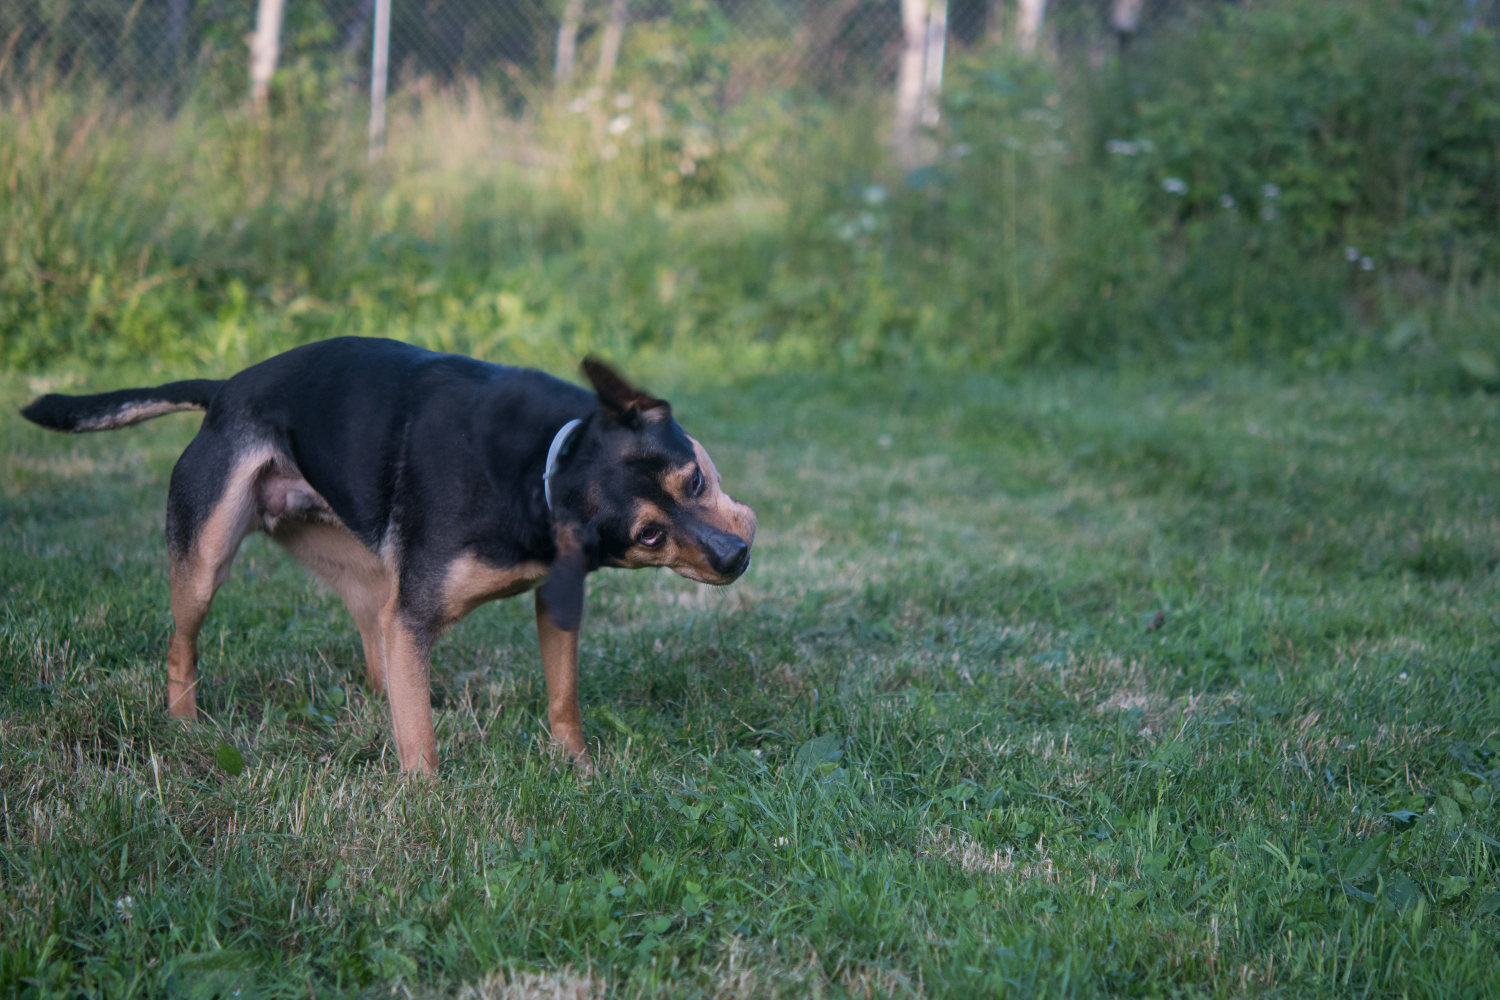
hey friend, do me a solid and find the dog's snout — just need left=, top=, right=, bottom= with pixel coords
left=703, top=530, right=750, bottom=578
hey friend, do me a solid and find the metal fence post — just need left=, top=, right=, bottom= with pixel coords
left=370, top=0, right=392, bottom=161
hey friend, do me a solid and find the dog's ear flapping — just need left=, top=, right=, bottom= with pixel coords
left=582, top=357, right=667, bottom=427
left=539, top=520, right=598, bottom=632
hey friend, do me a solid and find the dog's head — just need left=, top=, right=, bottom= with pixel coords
left=540, top=358, right=757, bottom=631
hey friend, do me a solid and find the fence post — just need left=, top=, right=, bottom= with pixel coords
left=249, top=0, right=285, bottom=111
left=370, top=0, right=392, bottom=161
left=921, top=0, right=947, bottom=128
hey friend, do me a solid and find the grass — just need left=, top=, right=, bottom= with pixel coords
left=3, top=358, right=1500, bottom=998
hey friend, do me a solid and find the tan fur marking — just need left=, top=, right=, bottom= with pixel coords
left=271, top=519, right=393, bottom=694
left=440, top=554, right=548, bottom=625
left=79, top=400, right=204, bottom=431
left=378, top=596, right=438, bottom=774
left=688, top=437, right=757, bottom=543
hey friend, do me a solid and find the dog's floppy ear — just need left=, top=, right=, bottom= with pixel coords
left=582, top=357, right=667, bottom=426
left=540, top=520, right=598, bottom=632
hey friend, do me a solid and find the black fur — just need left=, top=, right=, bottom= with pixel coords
left=20, top=337, right=743, bottom=634
left=21, top=380, right=223, bottom=432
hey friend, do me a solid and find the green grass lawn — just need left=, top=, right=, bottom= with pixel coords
left=3, top=362, right=1499, bottom=999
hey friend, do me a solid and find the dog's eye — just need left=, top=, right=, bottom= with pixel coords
left=639, top=528, right=665, bottom=547
left=689, top=469, right=703, bottom=497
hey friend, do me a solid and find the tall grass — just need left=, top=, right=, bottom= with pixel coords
left=1, top=0, right=1498, bottom=381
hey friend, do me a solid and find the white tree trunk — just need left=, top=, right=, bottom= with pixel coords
left=248, top=0, right=285, bottom=110
left=556, top=0, right=585, bottom=84
left=1111, top=0, right=1144, bottom=36
left=893, top=0, right=948, bottom=170
left=596, top=0, right=628, bottom=85
left=1017, top=0, right=1047, bottom=54
left=893, top=0, right=928, bottom=170
left=369, top=0, right=391, bottom=160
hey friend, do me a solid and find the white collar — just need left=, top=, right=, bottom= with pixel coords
left=543, top=418, right=583, bottom=512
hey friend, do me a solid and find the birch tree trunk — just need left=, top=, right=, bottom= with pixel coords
left=248, top=0, right=285, bottom=111
left=1016, top=0, right=1047, bottom=54
left=596, top=0, right=628, bottom=85
left=893, top=0, right=949, bottom=170
left=893, top=0, right=928, bottom=170
left=556, top=0, right=585, bottom=84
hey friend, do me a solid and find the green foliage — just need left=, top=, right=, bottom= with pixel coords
left=877, top=0, right=1500, bottom=366
left=1126, top=0, right=1500, bottom=269
left=5, top=364, right=1500, bottom=996
left=1, top=0, right=1499, bottom=377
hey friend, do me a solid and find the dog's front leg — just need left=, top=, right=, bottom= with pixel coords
left=535, top=589, right=592, bottom=771
left=379, top=597, right=439, bottom=774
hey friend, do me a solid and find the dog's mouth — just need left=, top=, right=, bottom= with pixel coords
left=671, top=541, right=753, bottom=585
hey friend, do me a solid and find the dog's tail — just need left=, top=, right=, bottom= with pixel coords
left=21, top=379, right=225, bottom=433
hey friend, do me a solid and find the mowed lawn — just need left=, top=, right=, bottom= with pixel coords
left=3, top=363, right=1499, bottom=999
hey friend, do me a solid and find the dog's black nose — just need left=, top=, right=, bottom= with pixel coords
left=703, top=531, right=750, bottom=578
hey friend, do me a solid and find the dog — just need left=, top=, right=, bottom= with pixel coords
left=21, top=337, right=757, bottom=773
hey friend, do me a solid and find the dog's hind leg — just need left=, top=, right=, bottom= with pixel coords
left=378, top=594, right=439, bottom=773
left=164, top=442, right=268, bottom=719
left=270, top=522, right=392, bottom=696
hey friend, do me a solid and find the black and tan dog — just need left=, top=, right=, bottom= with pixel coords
left=21, top=337, right=756, bottom=773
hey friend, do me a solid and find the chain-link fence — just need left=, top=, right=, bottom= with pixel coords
left=1, top=1, right=1240, bottom=115
left=14, top=1, right=1493, bottom=172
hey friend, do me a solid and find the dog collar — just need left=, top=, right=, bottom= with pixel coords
left=543, top=418, right=583, bottom=512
